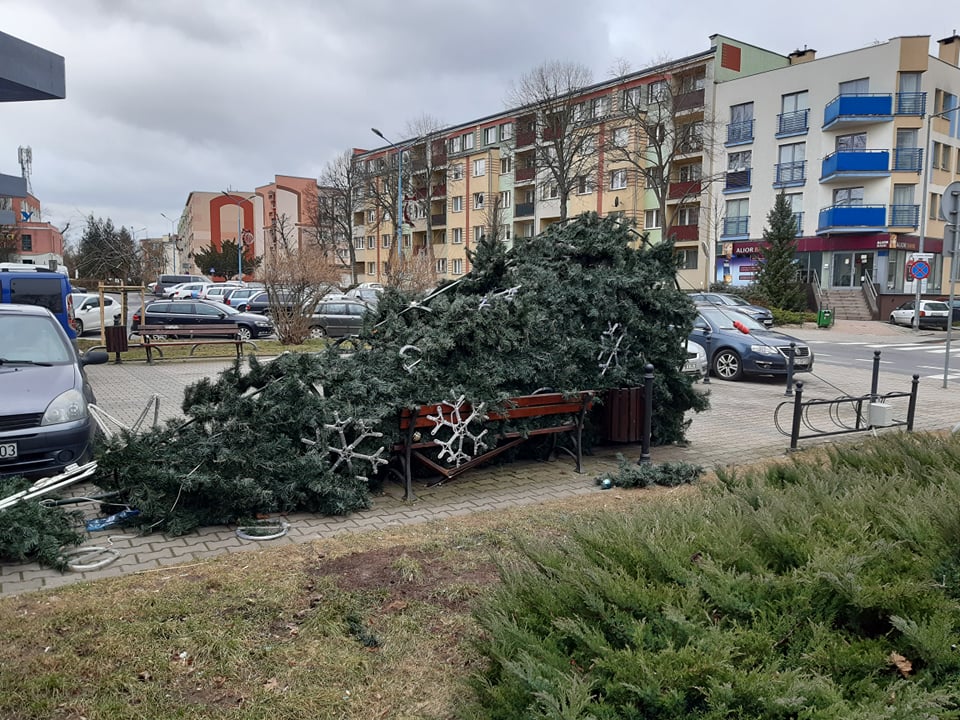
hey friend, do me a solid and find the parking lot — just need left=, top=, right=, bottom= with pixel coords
left=2, top=320, right=959, bottom=596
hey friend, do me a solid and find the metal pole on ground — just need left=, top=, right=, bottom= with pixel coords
left=942, top=184, right=960, bottom=387
left=789, top=381, right=804, bottom=451
left=638, top=364, right=654, bottom=465
left=784, top=342, right=796, bottom=396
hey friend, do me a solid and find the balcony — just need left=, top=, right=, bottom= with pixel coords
left=515, top=166, right=536, bottom=183
left=820, top=149, right=890, bottom=182
left=816, top=204, right=886, bottom=233
left=725, top=119, right=754, bottom=146
left=515, top=202, right=535, bottom=217
left=667, top=180, right=701, bottom=201
left=669, top=224, right=699, bottom=241
left=431, top=213, right=447, bottom=227
left=893, top=147, right=923, bottom=173
left=431, top=183, right=447, bottom=197
left=515, top=129, right=535, bottom=147
left=889, top=204, right=920, bottom=228
left=896, top=91, right=926, bottom=116
left=774, top=160, right=807, bottom=187
left=776, top=109, right=809, bottom=137
left=674, top=88, right=704, bottom=112
left=822, top=94, right=893, bottom=130
left=721, top=216, right=749, bottom=238
left=724, top=169, right=751, bottom=193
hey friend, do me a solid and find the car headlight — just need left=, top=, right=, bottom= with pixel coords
left=255, top=320, right=272, bottom=327
left=41, top=389, right=88, bottom=426
left=750, top=344, right=779, bottom=355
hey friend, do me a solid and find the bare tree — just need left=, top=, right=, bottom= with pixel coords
left=507, top=60, right=597, bottom=222
left=404, top=113, right=446, bottom=267
left=604, top=64, right=722, bottom=242
left=261, top=213, right=341, bottom=345
left=306, top=150, right=360, bottom=287
left=483, top=193, right=509, bottom=245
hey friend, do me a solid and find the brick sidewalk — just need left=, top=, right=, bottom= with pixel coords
left=2, top=322, right=958, bottom=597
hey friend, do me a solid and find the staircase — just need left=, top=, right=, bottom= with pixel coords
left=820, top=288, right=874, bottom=321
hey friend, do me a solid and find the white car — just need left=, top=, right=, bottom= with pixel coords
left=889, top=300, right=951, bottom=329
left=682, top=339, right=708, bottom=379
left=171, top=282, right=214, bottom=300
left=70, top=293, right=122, bottom=335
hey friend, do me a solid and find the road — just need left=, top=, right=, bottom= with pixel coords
left=807, top=334, right=960, bottom=385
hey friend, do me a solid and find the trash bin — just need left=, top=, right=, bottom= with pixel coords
left=816, top=308, right=833, bottom=328
left=104, top=324, right=129, bottom=354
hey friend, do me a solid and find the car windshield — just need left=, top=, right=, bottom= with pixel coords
left=699, top=307, right=767, bottom=331
left=0, top=315, right=74, bottom=364
left=925, top=302, right=949, bottom=311
left=723, top=295, right=749, bottom=306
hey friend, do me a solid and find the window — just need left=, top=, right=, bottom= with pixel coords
left=500, top=156, right=513, bottom=174
left=839, top=78, right=870, bottom=94
left=622, top=86, right=642, bottom=111
left=452, top=228, right=463, bottom=244
left=366, top=235, right=375, bottom=249
left=452, top=196, right=463, bottom=212
left=723, top=198, right=749, bottom=236
left=381, top=234, right=390, bottom=248
left=612, top=127, right=630, bottom=148
left=20, top=234, right=32, bottom=251
left=575, top=175, right=594, bottom=194
left=727, top=150, right=752, bottom=171
left=483, top=127, right=498, bottom=145
left=930, top=192, right=941, bottom=220
left=933, top=142, right=953, bottom=171
left=610, top=168, right=628, bottom=190
left=404, top=235, right=412, bottom=248
left=679, top=72, right=705, bottom=93
left=776, top=142, right=806, bottom=184
left=676, top=205, right=699, bottom=226
left=834, top=187, right=864, bottom=206
left=836, top=133, right=867, bottom=151
left=436, top=258, right=447, bottom=273
left=449, top=163, right=464, bottom=180
left=473, top=192, right=485, bottom=209
left=782, top=91, right=808, bottom=114
left=366, top=262, right=376, bottom=275
left=500, top=122, right=513, bottom=140
left=452, top=258, right=464, bottom=274
left=462, top=132, right=474, bottom=150
left=448, top=136, right=462, bottom=154
left=501, top=224, right=512, bottom=240
left=644, top=209, right=661, bottom=228
left=499, top=190, right=512, bottom=208
left=727, top=103, right=754, bottom=144
left=542, top=183, right=559, bottom=200
left=473, top=159, right=486, bottom=176
left=473, top=225, right=486, bottom=242
left=581, top=134, right=597, bottom=155
left=679, top=121, right=704, bottom=152
left=437, top=230, right=447, bottom=244
left=354, top=237, right=364, bottom=250
left=647, top=80, right=668, bottom=103
left=678, top=162, right=702, bottom=182
left=366, top=209, right=376, bottom=223
left=676, top=248, right=698, bottom=270
left=591, top=96, right=609, bottom=119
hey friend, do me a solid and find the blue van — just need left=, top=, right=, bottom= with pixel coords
left=0, top=264, right=76, bottom=341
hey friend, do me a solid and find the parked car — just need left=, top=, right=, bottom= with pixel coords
left=889, top=299, right=951, bottom=329
left=69, top=293, right=123, bottom=335
left=682, top=339, right=708, bottom=379
left=233, top=290, right=298, bottom=314
left=221, top=287, right=263, bottom=308
left=200, top=282, right=245, bottom=301
left=936, top=297, right=960, bottom=323
left=1, top=263, right=77, bottom=341
left=170, top=282, right=215, bottom=299
left=688, top=292, right=774, bottom=328
left=131, top=299, right=274, bottom=341
left=307, top=299, right=370, bottom=338
left=345, top=286, right=382, bottom=307
left=688, top=307, right=814, bottom=381
left=154, top=273, right=209, bottom=297
left=0, top=304, right=108, bottom=478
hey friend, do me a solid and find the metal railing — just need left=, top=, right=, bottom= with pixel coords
left=725, top=119, right=754, bottom=145
left=861, top=277, right=879, bottom=318
left=775, top=160, right=806, bottom=185
left=777, top=108, right=809, bottom=136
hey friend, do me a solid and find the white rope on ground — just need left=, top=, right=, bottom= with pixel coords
left=235, top=521, right=290, bottom=541
left=0, top=462, right=98, bottom=511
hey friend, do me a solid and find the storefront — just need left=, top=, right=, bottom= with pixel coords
left=716, top=234, right=943, bottom=293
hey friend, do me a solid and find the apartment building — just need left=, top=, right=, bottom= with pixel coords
left=711, top=33, right=960, bottom=300
left=352, top=35, right=787, bottom=290
left=1, top=193, right=65, bottom=268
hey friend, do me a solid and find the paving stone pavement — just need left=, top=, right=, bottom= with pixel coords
left=2, top=318, right=959, bottom=597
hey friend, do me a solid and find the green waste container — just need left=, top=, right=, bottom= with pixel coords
left=816, top=308, right=833, bottom=328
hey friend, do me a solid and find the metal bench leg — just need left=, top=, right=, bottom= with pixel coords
left=403, top=407, right=419, bottom=502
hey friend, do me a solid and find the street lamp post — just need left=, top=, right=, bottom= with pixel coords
left=371, top=128, right=412, bottom=262
left=221, top=192, right=254, bottom=281
left=914, top=105, right=960, bottom=329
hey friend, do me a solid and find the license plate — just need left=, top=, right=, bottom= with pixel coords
left=0, top=442, right=17, bottom=459
left=793, top=358, right=810, bottom=368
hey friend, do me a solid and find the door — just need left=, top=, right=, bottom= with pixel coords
left=832, top=253, right=855, bottom=287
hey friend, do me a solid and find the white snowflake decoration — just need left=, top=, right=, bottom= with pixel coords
left=399, top=344, right=423, bottom=374
left=427, top=394, right=489, bottom=467
left=478, top=285, right=522, bottom=311
left=598, top=322, right=626, bottom=376
left=303, top=413, right=387, bottom=482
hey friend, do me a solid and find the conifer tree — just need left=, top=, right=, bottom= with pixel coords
left=755, top=193, right=806, bottom=311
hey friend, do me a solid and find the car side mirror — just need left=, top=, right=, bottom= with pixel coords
left=218, top=312, right=226, bottom=319
left=81, top=349, right=109, bottom=366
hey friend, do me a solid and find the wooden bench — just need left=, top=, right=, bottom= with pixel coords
left=131, top=324, right=258, bottom=363
left=395, top=390, right=594, bottom=500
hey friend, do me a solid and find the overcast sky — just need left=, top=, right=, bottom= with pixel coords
left=1, top=0, right=952, bottom=245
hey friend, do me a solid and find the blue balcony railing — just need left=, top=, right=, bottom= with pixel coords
left=820, top=149, right=890, bottom=181
left=889, top=204, right=920, bottom=227
left=722, top=216, right=749, bottom=237
left=817, top=204, right=886, bottom=233
left=823, top=94, right=893, bottom=129
left=893, top=147, right=923, bottom=172
left=896, top=92, right=926, bottom=116
left=726, top=119, right=754, bottom=145
left=724, top=168, right=751, bottom=192
left=776, top=109, right=809, bottom=137
left=774, top=160, right=806, bottom=186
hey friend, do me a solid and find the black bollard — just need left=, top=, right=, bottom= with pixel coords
left=870, top=350, right=881, bottom=402
left=638, top=363, right=654, bottom=465
left=789, top=381, right=804, bottom=451
left=784, top=342, right=796, bottom=396
left=907, top=374, right=919, bottom=431
left=702, top=328, right=712, bottom=384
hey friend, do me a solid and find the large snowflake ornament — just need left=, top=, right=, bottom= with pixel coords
left=427, top=394, right=489, bottom=467
left=598, top=322, right=626, bottom=376
left=478, top=285, right=522, bottom=311
left=399, top=344, right=423, bottom=374
left=303, top=413, right=388, bottom=482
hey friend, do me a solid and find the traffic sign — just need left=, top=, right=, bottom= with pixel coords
left=939, top=181, right=960, bottom=223
left=910, top=260, right=930, bottom=280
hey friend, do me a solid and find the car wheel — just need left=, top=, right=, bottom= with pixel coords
left=712, top=349, right=743, bottom=381
left=74, top=319, right=84, bottom=336
left=236, top=325, right=253, bottom=341
left=308, top=325, right=326, bottom=339
left=889, top=314, right=897, bottom=325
